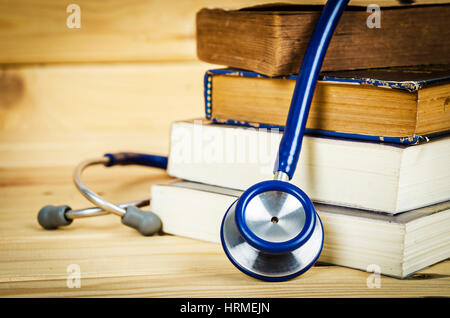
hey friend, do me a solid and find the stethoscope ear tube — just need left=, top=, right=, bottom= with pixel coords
left=37, top=153, right=166, bottom=236
left=104, top=152, right=168, bottom=169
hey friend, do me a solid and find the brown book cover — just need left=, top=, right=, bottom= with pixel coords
left=196, top=4, right=450, bottom=76
left=204, top=65, right=450, bottom=143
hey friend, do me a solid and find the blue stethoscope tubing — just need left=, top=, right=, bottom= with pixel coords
left=38, top=0, right=349, bottom=281
left=275, top=0, right=349, bottom=178
left=104, top=0, right=349, bottom=177
left=105, top=0, right=349, bottom=178
left=220, top=0, right=349, bottom=281
left=103, top=152, right=168, bottom=169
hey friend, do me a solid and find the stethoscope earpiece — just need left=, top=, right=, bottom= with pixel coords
left=121, top=206, right=162, bottom=236
left=37, top=154, right=164, bottom=236
left=38, top=201, right=162, bottom=236
left=38, top=205, right=73, bottom=230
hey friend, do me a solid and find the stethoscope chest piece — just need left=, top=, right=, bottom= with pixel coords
left=220, top=180, right=324, bottom=281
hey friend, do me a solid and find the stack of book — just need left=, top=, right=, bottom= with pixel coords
left=150, top=3, right=450, bottom=279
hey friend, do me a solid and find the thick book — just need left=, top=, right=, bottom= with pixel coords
left=167, top=120, right=450, bottom=213
left=204, top=66, right=450, bottom=144
left=196, top=4, right=450, bottom=76
left=150, top=181, right=450, bottom=278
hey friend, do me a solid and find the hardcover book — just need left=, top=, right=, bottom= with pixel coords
left=204, top=66, right=450, bottom=144
left=150, top=181, right=450, bottom=278
left=197, top=4, right=450, bottom=76
left=167, top=120, right=450, bottom=213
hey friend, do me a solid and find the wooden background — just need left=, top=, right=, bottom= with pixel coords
left=0, top=0, right=449, bottom=297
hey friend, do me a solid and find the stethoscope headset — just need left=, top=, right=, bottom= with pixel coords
left=38, top=0, right=349, bottom=281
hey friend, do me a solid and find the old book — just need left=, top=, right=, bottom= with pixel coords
left=150, top=181, right=450, bottom=278
left=196, top=4, right=450, bottom=76
left=205, top=66, right=450, bottom=143
left=167, top=120, right=450, bottom=213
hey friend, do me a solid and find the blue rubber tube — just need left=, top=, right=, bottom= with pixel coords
left=104, top=152, right=168, bottom=169
left=274, top=0, right=349, bottom=179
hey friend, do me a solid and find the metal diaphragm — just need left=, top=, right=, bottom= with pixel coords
left=221, top=198, right=324, bottom=281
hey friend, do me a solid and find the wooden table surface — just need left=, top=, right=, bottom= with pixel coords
left=0, top=0, right=449, bottom=299
left=0, top=164, right=449, bottom=298
left=0, top=62, right=449, bottom=297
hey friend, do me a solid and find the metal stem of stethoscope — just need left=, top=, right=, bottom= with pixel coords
left=73, top=157, right=127, bottom=217
left=38, top=153, right=165, bottom=235
left=65, top=199, right=150, bottom=219
left=273, top=171, right=289, bottom=182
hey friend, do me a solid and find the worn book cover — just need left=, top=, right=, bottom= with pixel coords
left=204, top=65, right=450, bottom=144
left=197, top=4, right=450, bottom=76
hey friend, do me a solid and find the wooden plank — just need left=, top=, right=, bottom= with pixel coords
left=0, top=0, right=448, bottom=64
left=0, top=166, right=449, bottom=297
left=0, top=62, right=210, bottom=167
left=1, top=238, right=449, bottom=298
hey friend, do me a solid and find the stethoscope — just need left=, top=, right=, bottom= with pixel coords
left=38, top=0, right=349, bottom=281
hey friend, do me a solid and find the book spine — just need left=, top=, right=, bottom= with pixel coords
left=204, top=71, right=212, bottom=119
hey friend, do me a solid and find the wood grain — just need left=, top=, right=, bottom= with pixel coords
left=0, top=166, right=449, bottom=297
left=0, top=62, right=211, bottom=167
left=0, top=0, right=448, bottom=64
